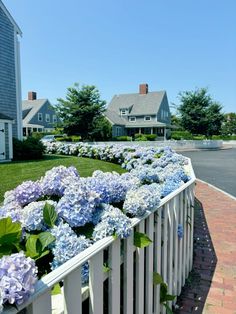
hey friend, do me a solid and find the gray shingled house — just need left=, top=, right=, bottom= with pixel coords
left=105, top=84, right=171, bottom=139
left=22, top=92, right=59, bottom=136
left=0, top=0, right=22, bottom=161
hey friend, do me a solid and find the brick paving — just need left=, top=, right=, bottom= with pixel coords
left=175, top=180, right=236, bottom=314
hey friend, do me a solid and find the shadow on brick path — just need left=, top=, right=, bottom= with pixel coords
left=174, top=198, right=217, bottom=313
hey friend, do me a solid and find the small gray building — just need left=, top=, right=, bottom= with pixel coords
left=0, top=0, right=22, bottom=161
left=22, top=92, right=59, bottom=136
left=105, top=83, right=171, bottom=139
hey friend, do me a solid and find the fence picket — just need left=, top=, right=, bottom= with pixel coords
left=145, top=213, right=154, bottom=314
left=108, top=239, right=120, bottom=314
left=89, top=251, right=103, bottom=314
left=173, top=195, right=179, bottom=298
left=178, top=192, right=183, bottom=295
left=64, top=267, right=82, bottom=314
left=135, top=220, right=145, bottom=314
left=27, top=290, right=51, bottom=314
left=124, top=231, right=134, bottom=314
left=154, top=207, right=162, bottom=314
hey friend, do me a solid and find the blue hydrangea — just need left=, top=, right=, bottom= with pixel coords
left=50, top=221, right=91, bottom=283
left=123, top=184, right=161, bottom=217
left=21, top=200, right=57, bottom=231
left=92, top=204, right=132, bottom=241
left=0, top=202, right=22, bottom=223
left=0, top=252, right=38, bottom=306
left=10, top=181, right=43, bottom=206
left=56, top=182, right=100, bottom=227
left=178, top=224, right=184, bottom=239
left=40, top=166, right=80, bottom=197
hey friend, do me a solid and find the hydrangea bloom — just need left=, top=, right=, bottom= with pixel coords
left=123, top=184, right=161, bottom=217
left=40, top=166, right=80, bottom=197
left=178, top=224, right=184, bottom=239
left=21, top=200, right=57, bottom=231
left=56, top=182, right=100, bottom=227
left=50, top=221, right=91, bottom=283
left=0, top=201, right=22, bottom=223
left=0, top=252, right=37, bottom=306
left=6, top=181, right=43, bottom=206
left=92, top=204, right=132, bottom=241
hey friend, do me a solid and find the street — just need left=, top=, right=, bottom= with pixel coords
left=181, top=148, right=236, bottom=197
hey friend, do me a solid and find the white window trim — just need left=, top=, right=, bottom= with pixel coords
left=129, top=116, right=136, bottom=122
left=121, top=109, right=127, bottom=115
left=38, top=113, right=43, bottom=121
left=45, top=114, right=50, bottom=122
left=144, top=116, right=151, bottom=121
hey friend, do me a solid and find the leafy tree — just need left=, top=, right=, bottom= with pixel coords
left=92, top=116, right=112, bottom=141
left=171, top=114, right=182, bottom=129
left=178, top=88, right=224, bottom=137
left=221, top=113, right=236, bottom=136
left=57, top=84, right=106, bottom=139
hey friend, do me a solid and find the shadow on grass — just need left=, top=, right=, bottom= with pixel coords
left=7, top=154, right=71, bottom=164
left=175, top=198, right=217, bottom=313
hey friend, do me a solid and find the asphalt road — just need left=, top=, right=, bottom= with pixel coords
left=181, top=148, right=236, bottom=197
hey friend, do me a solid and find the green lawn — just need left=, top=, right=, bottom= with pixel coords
left=0, top=155, right=126, bottom=203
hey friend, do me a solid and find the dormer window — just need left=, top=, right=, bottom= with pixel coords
left=129, top=116, right=136, bottom=122
left=120, top=109, right=128, bottom=115
left=144, top=116, right=151, bottom=121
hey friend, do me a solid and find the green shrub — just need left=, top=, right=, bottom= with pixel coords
left=135, top=136, right=148, bottom=141
left=171, top=131, right=193, bottom=140
left=145, top=134, right=157, bottom=141
left=113, top=136, right=132, bottom=141
left=192, top=135, right=206, bottom=140
left=13, top=137, right=45, bottom=160
left=212, top=135, right=236, bottom=140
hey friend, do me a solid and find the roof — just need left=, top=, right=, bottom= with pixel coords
left=105, top=109, right=127, bottom=125
left=125, top=121, right=168, bottom=128
left=108, top=91, right=166, bottom=116
left=0, top=113, right=14, bottom=121
left=22, top=99, right=47, bottom=124
left=0, top=1, right=22, bottom=35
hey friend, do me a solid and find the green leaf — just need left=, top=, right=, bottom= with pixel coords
left=153, top=272, right=163, bottom=285
left=103, top=264, right=111, bottom=273
left=113, top=233, right=118, bottom=240
left=163, top=303, right=173, bottom=314
left=43, top=203, right=58, bottom=227
left=0, top=244, right=14, bottom=257
left=38, top=232, right=55, bottom=251
left=25, top=234, right=39, bottom=258
left=51, top=283, right=61, bottom=295
left=165, top=294, right=176, bottom=301
left=34, top=249, right=50, bottom=261
left=134, top=232, right=152, bottom=248
left=160, top=283, right=168, bottom=303
left=0, top=217, right=21, bottom=245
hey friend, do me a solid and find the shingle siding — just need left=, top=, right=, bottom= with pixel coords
left=0, top=6, right=18, bottom=138
left=4, top=122, right=9, bottom=159
left=29, top=100, right=58, bottom=129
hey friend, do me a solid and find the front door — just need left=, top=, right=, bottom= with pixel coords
left=0, top=122, right=5, bottom=160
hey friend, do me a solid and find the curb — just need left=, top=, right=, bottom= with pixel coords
left=196, top=178, right=236, bottom=201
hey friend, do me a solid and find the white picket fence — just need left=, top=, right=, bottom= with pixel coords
left=4, top=161, right=196, bottom=314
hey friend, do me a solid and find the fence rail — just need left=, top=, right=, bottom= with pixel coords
left=4, top=160, right=196, bottom=314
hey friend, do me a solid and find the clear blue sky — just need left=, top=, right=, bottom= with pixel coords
left=4, top=0, right=236, bottom=113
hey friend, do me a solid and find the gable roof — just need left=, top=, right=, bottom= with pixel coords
left=0, top=1, right=22, bottom=35
left=105, top=109, right=127, bottom=125
left=108, top=91, right=166, bottom=116
left=22, top=99, right=47, bottom=124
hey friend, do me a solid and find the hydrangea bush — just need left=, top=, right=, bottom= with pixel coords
left=0, top=143, right=191, bottom=310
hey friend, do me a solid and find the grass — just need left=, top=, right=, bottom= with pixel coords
left=0, top=154, right=126, bottom=203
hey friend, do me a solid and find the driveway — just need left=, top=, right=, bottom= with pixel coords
left=181, top=148, right=236, bottom=197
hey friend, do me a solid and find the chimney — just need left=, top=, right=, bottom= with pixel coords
left=139, top=83, right=148, bottom=94
left=28, top=91, right=37, bottom=101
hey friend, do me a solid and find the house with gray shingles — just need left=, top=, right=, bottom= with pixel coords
left=22, top=92, right=59, bottom=136
left=105, top=84, right=171, bottom=139
left=0, top=0, right=22, bottom=161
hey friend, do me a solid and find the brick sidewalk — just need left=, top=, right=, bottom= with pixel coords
left=175, top=180, right=236, bottom=314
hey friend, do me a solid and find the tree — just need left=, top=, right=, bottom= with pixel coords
left=221, top=113, right=236, bottom=136
left=92, top=115, right=112, bottom=141
left=56, top=83, right=106, bottom=139
left=178, top=88, right=224, bottom=137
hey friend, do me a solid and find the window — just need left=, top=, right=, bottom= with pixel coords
left=129, top=116, right=136, bottom=122
left=53, top=115, right=57, bottom=123
left=120, top=109, right=128, bottom=115
left=38, top=113, right=43, bottom=121
left=144, top=116, right=151, bottom=121
left=45, top=114, right=50, bottom=122
left=115, top=127, right=122, bottom=136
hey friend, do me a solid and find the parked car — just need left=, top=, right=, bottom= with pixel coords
left=40, top=135, right=62, bottom=143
